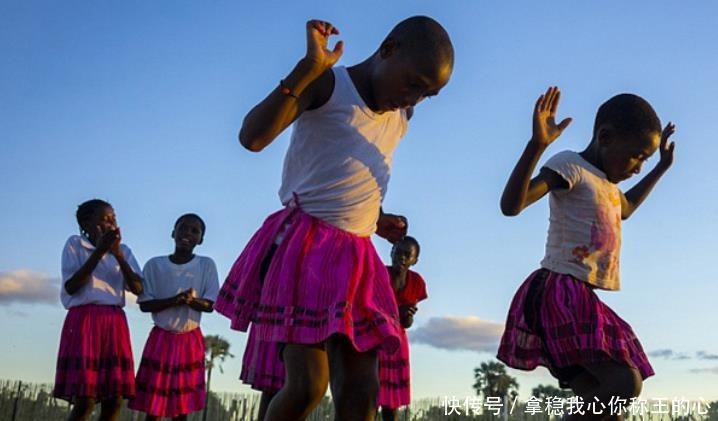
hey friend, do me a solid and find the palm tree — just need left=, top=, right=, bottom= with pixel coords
left=472, top=361, right=519, bottom=419
left=203, top=335, right=234, bottom=421
left=531, top=384, right=572, bottom=400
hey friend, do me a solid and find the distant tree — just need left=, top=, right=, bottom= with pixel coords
left=473, top=361, right=519, bottom=401
left=203, top=335, right=234, bottom=421
left=531, top=384, right=572, bottom=400
left=204, top=334, right=234, bottom=393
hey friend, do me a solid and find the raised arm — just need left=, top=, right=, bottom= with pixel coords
left=239, top=20, right=343, bottom=152
left=501, top=86, right=572, bottom=216
left=621, top=123, right=676, bottom=219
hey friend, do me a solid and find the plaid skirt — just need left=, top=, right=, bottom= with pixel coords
left=53, top=304, right=135, bottom=401
left=128, top=326, right=206, bottom=417
left=215, top=205, right=402, bottom=354
left=497, top=269, right=654, bottom=387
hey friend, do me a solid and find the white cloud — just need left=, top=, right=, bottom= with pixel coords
left=689, top=367, right=718, bottom=374
left=409, top=316, right=504, bottom=354
left=0, top=270, right=59, bottom=305
left=697, top=351, right=718, bottom=360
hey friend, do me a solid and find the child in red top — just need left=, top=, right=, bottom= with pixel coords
left=379, top=236, right=427, bottom=420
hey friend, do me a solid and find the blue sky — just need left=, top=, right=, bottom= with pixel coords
left=1, top=0, right=717, bottom=402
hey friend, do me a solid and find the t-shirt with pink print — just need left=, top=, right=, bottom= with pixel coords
left=540, top=150, right=623, bottom=290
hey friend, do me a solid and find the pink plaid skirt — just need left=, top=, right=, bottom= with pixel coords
left=53, top=304, right=135, bottom=401
left=378, top=329, right=411, bottom=409
left=129, top=326, right=206, bottom=417
left=215, top=206, right=402, bottom=354
left=240, top=326, right=285, bottom=392
left=497, top=269, right=654, bottom=388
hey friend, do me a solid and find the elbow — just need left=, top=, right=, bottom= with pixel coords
left=139, top=303, right=152, bottom=313
left=238, top=128, right=266, bottom=152
left=500, top=203, right=521, bottom=217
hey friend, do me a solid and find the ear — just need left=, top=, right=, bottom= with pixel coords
left=597, top=125, right=615, bottom=146
left=379, top=37, right=398, bottom=59
left=171, top=228, right=176, bottom=239
left=197, top=235, right=204, bottom=245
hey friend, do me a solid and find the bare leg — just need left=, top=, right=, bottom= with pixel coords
left=327, top=334, right=379, bottom=421
left=381, top=407, right=398, bottom=421
left=68, top=397, right=96, bottom=421
left=563, top=361, right=641, bottom=421
left=265, top=344, right=329, bottom=421
left=173, top=415, right=188, bottom=421
left=258, top=390, right=278, bottom=421
left=145, top=416, right=159, bottom=421
left=98, top=396, right=123, bottom=421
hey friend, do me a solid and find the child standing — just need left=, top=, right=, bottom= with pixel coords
left=54, top=199, right=144, bottom=421
left=498, top=87, right=676, bottom=415
left=129, top=213, right=219, bottom=421
left=216, top=17, right=453, bottom=420
left=378, top=236, right=427, bottom=421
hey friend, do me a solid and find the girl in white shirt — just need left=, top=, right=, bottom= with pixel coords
left=498, top=87, right=676, bottom=415
left=53, top=199, right=144, bottom=421
left=129, top=214, right=219, bottom=421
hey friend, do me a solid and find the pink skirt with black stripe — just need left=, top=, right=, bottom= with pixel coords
left=240, top=326, right=285, bottom=392
left=215, top=206, right=402, bottom=354
left=378, top=329, right=410, bottom=409
left=497, top=269, right=654, bottom=388
left=53, top=304, right=135, bottom=401
left=128, top=326, right=206, bottom=417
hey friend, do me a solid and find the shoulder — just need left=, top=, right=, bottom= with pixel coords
left=408, top=270, right=426, bottom=287
left=306, top=68, right=336, bottom=111
left=542, top=150, right=586, bottom=189
left=143, top=256, right=166, bottom=270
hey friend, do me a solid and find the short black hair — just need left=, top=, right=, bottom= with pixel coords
left=593, top=93, right=661, bottom=139
left=174, top=213, right=206, bottom=236
left=386, top=16, right=454, bottom=69
left=76, top=199, right=111, bottom=237
left=393, top=235, right=421, bottom=258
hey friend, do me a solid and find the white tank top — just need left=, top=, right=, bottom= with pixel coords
left=279, top=66, right=409, bottom=237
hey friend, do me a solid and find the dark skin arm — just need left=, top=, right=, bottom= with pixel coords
left=139, top=292, right=188, bottom=313
left=620, top=123, right=676, bottom=219
left=501, top=87, right=573, bottom=216
left=110, top=233, right=144, bottom=296
left=376, top=208, right=408, bottom=244
left=64, top=229, right=118, bottom=295
left=239, top=20, right=342, bottom=152
left=188, top=298, right=214, bottom=313
left=399, top=304, right=417, bottom=329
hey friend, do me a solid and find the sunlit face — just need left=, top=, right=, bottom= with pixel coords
left=83, top=205, right=117, bottom=241
left=391, top=241, right=419, bottom=271
left=370, top=41, right=452, bottom=113
left=172, top=217, right=204, bottom=252
left=599, top=130, right=660, bottom=183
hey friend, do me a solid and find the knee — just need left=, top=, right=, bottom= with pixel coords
left=611, top=368, right=643, bottom=400
left=73, top=397, right=96, bottom=415
left=333, top=370, right=379, bottom=404
left=285, top=377, right=328, bottom=408
left=102, top=396, right=123, bottom=413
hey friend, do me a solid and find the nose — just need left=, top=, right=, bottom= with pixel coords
left=633, top=162, right=643, bottom=175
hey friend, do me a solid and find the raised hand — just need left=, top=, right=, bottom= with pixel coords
left=531, top=86, right=572, bottom=149
left=96, top=227, right=120, bottom=255
left=376, top=212, right=408, bottom=244
left=657, top=122, right=676, bottom=170
left=305, top=20, right=344, bottom=74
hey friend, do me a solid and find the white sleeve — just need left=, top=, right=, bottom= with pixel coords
left=138, top=258, right=156, bottom=303
left=61, top=237, right=82, bottom=283
left=201, top=258, right=220, bottom=302
left=542, top=151, right=583, bottom=190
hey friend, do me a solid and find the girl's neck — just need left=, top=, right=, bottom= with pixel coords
left=579, top=141, right=603, bottom=172
left=347, top=58, right=379, bottom=112
left=170, top=249, right=194, bottom=265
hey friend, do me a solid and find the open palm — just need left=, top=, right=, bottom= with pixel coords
left=532, top=86, right=572, bottom=148
left=305, top=20, right=344, bottom=72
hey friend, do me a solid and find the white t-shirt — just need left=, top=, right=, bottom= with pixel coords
left=279, top=66, right=409, bottom=237
left=138, top=255, right=220, bottom=332
left=60, top=235, right=142, bottom=309
left=540, top=151, right=623, bottom=290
